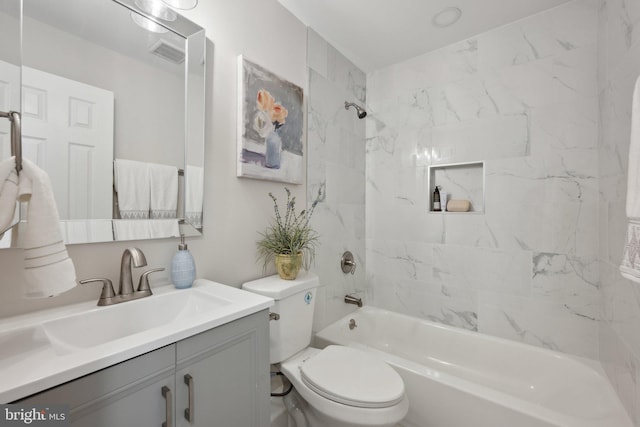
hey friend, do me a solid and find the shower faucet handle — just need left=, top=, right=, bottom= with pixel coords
left=341, top=251, right=356, bottom=274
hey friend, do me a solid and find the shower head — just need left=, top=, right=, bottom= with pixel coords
left=344, top=101, right=367, bottom=119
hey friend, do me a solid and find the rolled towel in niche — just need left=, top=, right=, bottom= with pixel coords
left=447, top=199, right=471, bottom=212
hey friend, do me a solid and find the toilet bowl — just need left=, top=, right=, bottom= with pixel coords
left=242, top=273, right=408, bottom=427
left=281, top=346, right=409, bottom=427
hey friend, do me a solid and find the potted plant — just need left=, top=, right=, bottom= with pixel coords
left=257, top=187, right=322, bottom=280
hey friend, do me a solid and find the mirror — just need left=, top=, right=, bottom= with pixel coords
left=0, top=0, right=205, bottom=246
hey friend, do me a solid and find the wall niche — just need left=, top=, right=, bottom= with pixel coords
left=428, top=161, right=484, bottom=214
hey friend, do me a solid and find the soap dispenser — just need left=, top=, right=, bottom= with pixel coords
left=171, top=234, right=196, bottom=289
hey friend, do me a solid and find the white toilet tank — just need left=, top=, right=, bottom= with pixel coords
left=242, top=273, right=319, bottom=364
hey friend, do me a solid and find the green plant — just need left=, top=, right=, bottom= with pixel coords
left=257, top=187, right=323, bottom=270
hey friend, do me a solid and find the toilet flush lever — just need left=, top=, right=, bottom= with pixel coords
left=269, top=312, right=280, bottom=321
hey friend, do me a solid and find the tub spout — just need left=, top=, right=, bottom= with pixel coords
left=344, top=294, right=363, bottom=307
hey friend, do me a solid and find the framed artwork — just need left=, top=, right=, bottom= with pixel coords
left=237, top=55, right=304, bottom=184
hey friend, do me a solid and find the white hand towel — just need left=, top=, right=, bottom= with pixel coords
left=113, top=219, right=180, bottom=241
left=112, top=219, right=151, bottom=241
left=185, top=165, right=203, bottom=229
left=149, top=163, right=178, bottom=219
left=17, top=159, right=77, bottom=298
left=0, top=156, right=19, bottom=234
left=114, top=159, right=150, bottom=219
left=148, top=219, right=180, bottom=239
left=621, top=75, right=640, bottom=282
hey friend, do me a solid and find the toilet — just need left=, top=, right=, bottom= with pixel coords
left=242, top=273, right=409, bottom=427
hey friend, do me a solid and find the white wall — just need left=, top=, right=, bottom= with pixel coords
left=22, top=14, right=184, bottom=167
left=0, top=0, right=308, bottom=318
left=598, top=0, right=640, bottom=423
left=0, top=6, right=20, bottom=68
left=366, top=0, right=600, bottom=359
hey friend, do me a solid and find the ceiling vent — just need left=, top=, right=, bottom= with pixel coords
left=149, top=39, right=185, bottom=64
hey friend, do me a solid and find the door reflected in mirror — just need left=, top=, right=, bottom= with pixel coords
left=0, top=0, right=205, bottom=246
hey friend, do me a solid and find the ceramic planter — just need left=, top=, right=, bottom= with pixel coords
left=275, top=253, right=302, bottom=280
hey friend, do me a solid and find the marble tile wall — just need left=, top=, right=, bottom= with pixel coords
left=306, top=29, right=367, bottom=331
left=598, top=0, right=640, bottom=422
left=366, top=0, right=601, bottom=359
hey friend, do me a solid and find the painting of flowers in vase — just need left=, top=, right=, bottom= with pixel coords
left=237, top=56, right=304, bottom=184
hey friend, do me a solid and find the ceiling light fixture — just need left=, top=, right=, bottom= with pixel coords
left=134, top=0, right=177, bottom=21
left=432, top=6, right=462, bottom=28
left=130, top=0, right=198, bottom=34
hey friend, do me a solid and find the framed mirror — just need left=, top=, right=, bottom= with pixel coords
left=0, top=0, right=205, bottom=246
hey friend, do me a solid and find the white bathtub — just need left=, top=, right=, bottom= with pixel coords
left=314, top=307, right=632, bottom=427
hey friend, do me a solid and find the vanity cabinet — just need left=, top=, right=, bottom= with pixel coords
left=175, top=311, right=267, bottom=427
left=19, top=311, right=270, bottom=427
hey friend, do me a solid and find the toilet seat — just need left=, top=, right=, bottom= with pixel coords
left=281, top=346, right=409, bottom=427
left=300, top=345, right=405, bottom=408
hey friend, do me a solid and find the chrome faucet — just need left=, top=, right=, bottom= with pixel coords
left=344, top=294, right=363, bottom=307
left=80, top=248, right=164, bottom=306
left=119, top=247, right=148, bottom=296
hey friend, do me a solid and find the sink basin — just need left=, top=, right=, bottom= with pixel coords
left=43, top=289, right=230, bottom=349
left=0, top=279, right=273, bottom=403
left=0, top=326, right=52, bottom=363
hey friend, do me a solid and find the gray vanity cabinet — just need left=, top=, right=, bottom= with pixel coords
left=19, top=311, right=270, bottom=427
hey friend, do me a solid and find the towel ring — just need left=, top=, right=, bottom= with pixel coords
left=0, top=110, right=22, bottom=174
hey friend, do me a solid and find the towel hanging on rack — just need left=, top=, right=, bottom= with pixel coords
left=185, top=165, right=203, bottom=229
left=149, top=163, right=178, bottom=219
left=114, top=159, right=151, bottom=219
left=0, top=157, right=19, bottom=234
left=17, top=159, right=77, bottom=298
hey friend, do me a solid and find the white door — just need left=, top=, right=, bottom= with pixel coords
left=21, top=67, right=114, bottom=220
left=0, top=60, right=20, bottom=163
left=0, top=59, right=21, bottom=245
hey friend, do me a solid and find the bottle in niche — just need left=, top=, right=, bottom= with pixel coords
left=433, top=186, right=441, bottom=212
left=171, top=234, right=196, bottom=289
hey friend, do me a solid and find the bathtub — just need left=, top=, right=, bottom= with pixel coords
left=314, top=307, right=632, bottom=427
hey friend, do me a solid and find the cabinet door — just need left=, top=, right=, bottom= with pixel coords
left=20, top=344, right=177, bottom=427
left=70, top=373, right=174, bottom=427
left=175, top=311, right=270, bottom=427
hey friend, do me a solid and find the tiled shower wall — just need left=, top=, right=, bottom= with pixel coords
left=366, top=0, right=601, bottom=359
left=306, top=30, right=367, bottom=331
left=598, top=0, right=640, bottom=422
left=307, top=0, right=640, bottom=419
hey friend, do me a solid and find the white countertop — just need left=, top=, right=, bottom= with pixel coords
left=0, top=279, right=273, bottom=402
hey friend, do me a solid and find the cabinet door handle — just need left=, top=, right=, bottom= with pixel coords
left=184, top=374, right=194, bottom=423
left=162, top=385, right=173, bottom=427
